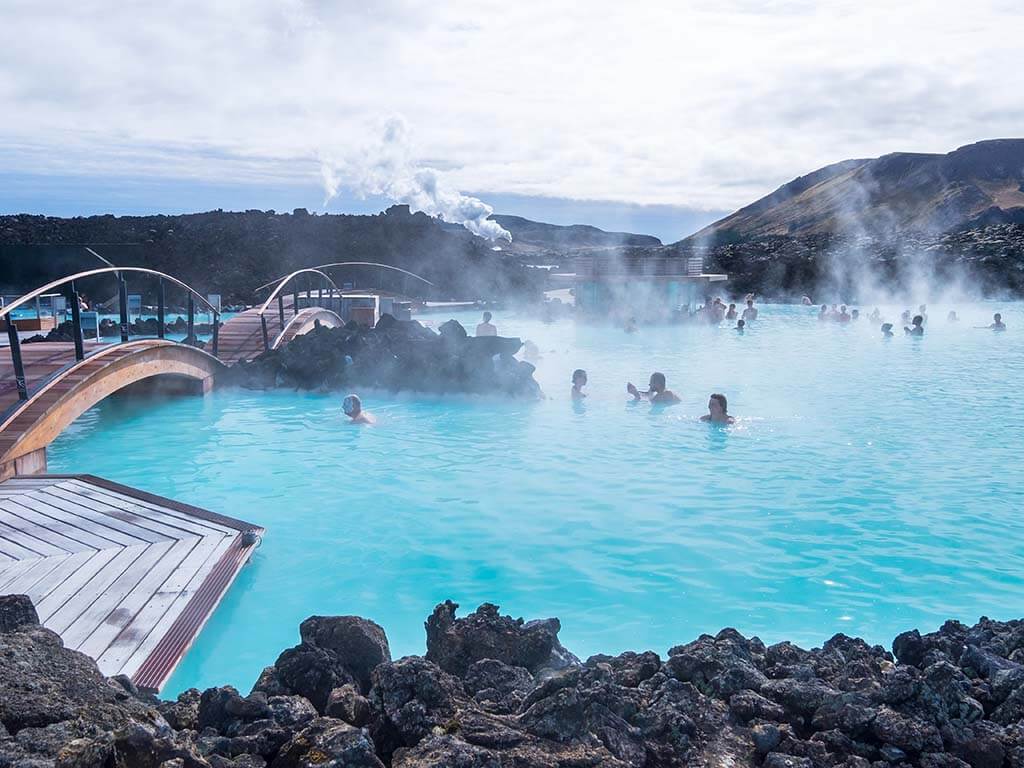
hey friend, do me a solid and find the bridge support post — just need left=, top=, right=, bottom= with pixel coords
left=211, top=314, right=219, bottom=358
left=119, top=278, right=130, bottom=342
left=5, top=320, right=28, bottom=401
left=67, top=281, right=85, bottom=361
left=157, top=279, right=166, bottom=339
left=260, top=314, right=270, bottom=352
left=0, top=447, right=46, bottom=481
left=187, top=294, right=195, bottom=344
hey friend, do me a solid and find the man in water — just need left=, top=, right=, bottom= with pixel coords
left=571, top=369, right=588, bottom=400
left=627, top=372, right=681, bottom=405
left=343, top=394, right=376, bottom=425
left=837, top=305, right=851, bottom=324
left=725, top=303, right=738, bottom=320
left=881, top=322, right=894, bottom=338
left=905, top=315, right=924, bottom=336
left=735, top=318, right=745, bottom=333
left=701, top=393, right=735, bottom=424
left=741, top=299, right=758, bottom=321
left=476, top=311, right=497, bottom=336
left=851, top=309, right=860, bottom=321
left=818, top=305, right=829, bottom=322
left=988, top=313, right=1006, bottom=331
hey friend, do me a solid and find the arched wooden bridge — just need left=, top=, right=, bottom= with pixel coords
left=1, top=262, right=434, bottom=477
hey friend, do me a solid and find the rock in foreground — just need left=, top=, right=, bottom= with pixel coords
left=2, top=592, right=1024, bottom=767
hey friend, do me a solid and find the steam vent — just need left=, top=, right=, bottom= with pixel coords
left=573, top=253, right=727, bottom=320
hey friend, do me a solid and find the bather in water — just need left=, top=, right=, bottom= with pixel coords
left=571, top=369, right=588, bottom=400
left=343, top=394, right=376, bottom=425
left=627, top=372, right=681, bottom=405
left=881, top=322, right=894, bottom=338
left=701, top=393, right=735, bottom=424
left=905, top=315, right=924, bottom=337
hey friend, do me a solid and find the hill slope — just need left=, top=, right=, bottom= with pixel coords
left=687, top=139, right=1024, bottom=243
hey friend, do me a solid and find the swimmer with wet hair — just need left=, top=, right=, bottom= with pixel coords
left=627, top=372, right=681, bottom=405
left=726, top=303, right=737, bottom=320
left=342, top=394, right=376, bottom=425
left=571, top=369, right=588, bottom=400
left=987, top=313, right=1006, bottom=331
left=701, top=393, right=735, bottom=424
left=735, top=318, right=745, bottom=332
left=851, top=309, right=860, bottom=321
left=881, top=322, right=894, bottom=337
left=905, top=315, right=924, bottom=337
left=742, top=299, right=758, bottom=321
left=818, top=305, right=828, bottom=322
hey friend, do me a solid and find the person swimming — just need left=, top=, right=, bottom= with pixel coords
left=837, top=305, right=851, bottom=323
left=818, top=304, right=828, bottom=322
left=700, top=393, right=735, bottom=424
left=725, top=303, right=737, bottom=320
left=869, top=307, right=881, bottom=322
left=851, top=308, right=860, bottom=321
left=988, top=313, right=1006, bottom=331
left=627, top=372, right=681, bottom=405
left=901, top=309, right=911, bottom=324
left=342, top=394, right=376, bottom=425
left=735, top=318, right=745, bottom=333
left=881, top=322, right=894, bottom=337
left=802, top=295, right=813, bottom=305
left=571, top=369, right=588, bottom=400
left=904, top=315, right=924, bottom=336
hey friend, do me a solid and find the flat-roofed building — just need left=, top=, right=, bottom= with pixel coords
left=573, top=253, right=727, bottom=321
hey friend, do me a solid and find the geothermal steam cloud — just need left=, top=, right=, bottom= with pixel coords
left=320, top=117, right=512, bottom=242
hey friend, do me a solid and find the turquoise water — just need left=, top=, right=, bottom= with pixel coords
left=47, top=304, right=1024, bottom=696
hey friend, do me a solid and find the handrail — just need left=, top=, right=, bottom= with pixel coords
left=255, top=268, right=341, bottom=316
left=0, top=267, right=221, bottom=319
left=253, top=262, right=434, bottom=294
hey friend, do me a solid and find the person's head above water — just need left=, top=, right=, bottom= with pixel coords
left=913, top=315, right=923, bottom=326
left=709, top=393, right=728, bottom=416
left=995, top=313, right=1002, bottom=322
left=482, top=311, right=492, bottom=323
left=737, top=319, right=745, bottom=329
left=572, top=369, right=587, bottom=387
left=881, top=323, right=894, bottom=335
left=747, top=299, right=754, bottom=307
left=649, top=372, right=667, bottom=393
left=342, top=394, right=362, bottom=418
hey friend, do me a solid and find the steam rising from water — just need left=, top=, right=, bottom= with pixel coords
left=320, top=118, right=512, bottom=242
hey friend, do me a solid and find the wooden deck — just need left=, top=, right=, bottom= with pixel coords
left=0, top=342, right=103, bottom=416
left=217, top=298, right=295, bottom=365
left=0, top=474, right=262, bottom=692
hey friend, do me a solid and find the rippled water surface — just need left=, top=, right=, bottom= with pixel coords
left=47, top=304, right=1024, bottom=695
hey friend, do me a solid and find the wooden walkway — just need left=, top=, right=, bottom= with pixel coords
left=217, top=298, right=295, bottom=365
left=0, top=342, right=103, bottom=416
left=0, top=474, right=262, bottom=692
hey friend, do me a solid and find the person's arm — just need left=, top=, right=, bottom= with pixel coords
left=626, top=383, right=643, bottom=401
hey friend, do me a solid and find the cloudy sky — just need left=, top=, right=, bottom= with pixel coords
left=1, top=0, right=1021, bottom=241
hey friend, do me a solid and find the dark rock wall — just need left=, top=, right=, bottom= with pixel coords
left=3, top=592, right=1024, bottom=768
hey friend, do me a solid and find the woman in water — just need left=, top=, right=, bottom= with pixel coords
left=725, top=303, right=738, bottom=320
left=983, top=313, right=1006, bottom=331
left=735, top=318, right=745, bottom=333
left=571, top=369, right=588, bottom=400
left=627, top=372, right=681, bottom=405
left=343, top=394, right=376, bottom=425
left=881, top=322, right=894, bottom=338
left=701, top=393, right=735, bottom=424
left=818, top=305, right=828, bottom=322
left=904, top=315, right=924, bottom=337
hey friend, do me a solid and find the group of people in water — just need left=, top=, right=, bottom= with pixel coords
left=809, top=301, right=1008, bottom=336
left=344, top=303, right=1010, bottom=425
left=569, top=369, right=734, bottom=423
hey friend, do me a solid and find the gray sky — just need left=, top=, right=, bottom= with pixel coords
left=1, top=0, right=1021, bottom=234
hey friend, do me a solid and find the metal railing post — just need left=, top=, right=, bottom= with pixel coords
left=212, top=313, right=220, bottom=358
left=5, top=320, right=28, bottom=401
left=187, top=294, right=195, bottom=344
left=278, top=295, right=285, bottom=326
left=119, top=278, right=130, bottom=342
left=318, top=284, right=323, bottom=303
left=260, top=314, right=270, bottom=351
left=67, top=281, right=85, bottom=361
left=292, top=288, right=299, bottom=315
left=157, top=279, right=166, bottom=339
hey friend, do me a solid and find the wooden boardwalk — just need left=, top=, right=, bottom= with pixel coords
left=0, top=474, right=262, bottom=692
left=217, top=298, right=294, bottom=365
left=0, top=342, right=103, bottom=416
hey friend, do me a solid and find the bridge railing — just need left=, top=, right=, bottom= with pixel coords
left=252, top=268, right=342, bottom=353
left=1, top=267, right=221, bottom=403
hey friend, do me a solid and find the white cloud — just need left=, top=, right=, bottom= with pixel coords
left=0, top=0, right=1021, bottom=211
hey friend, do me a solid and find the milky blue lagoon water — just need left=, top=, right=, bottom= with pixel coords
left=46, top=304, right=1024, bottom=696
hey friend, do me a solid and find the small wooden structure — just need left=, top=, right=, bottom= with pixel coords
left=0, top=474, right=262, bottom=692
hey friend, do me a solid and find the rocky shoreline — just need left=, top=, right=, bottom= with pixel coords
left=221, top=317, right=542, bottom=399
left=2, top=594, right=1023, bottom=768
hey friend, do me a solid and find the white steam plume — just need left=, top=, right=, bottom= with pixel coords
left=319, top=117, right=512, bottom=242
